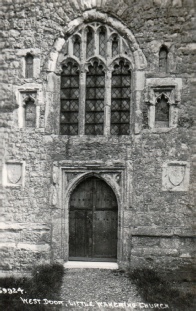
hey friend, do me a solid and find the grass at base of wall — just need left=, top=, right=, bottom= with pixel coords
left=129, top=268, right=196, bottom=311
left=0, top=263, right=64, bottom=311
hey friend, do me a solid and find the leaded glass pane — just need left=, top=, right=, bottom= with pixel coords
left=95, top=101, right=104, bottom=111
left=111, top=124, right=119, bottom=135
left=25, top=99, right=36, bottom=127
left=99, top=27, right=106, bottom=57
left=112, top=36, right=119, bottom=57
left=85, top=61, right=105, bottom=135
left=111, top=60, right=131, bottom=135
left=87, top=28, right=94, bottom=58
left=60, top=61, right=79, bottom=135
left=61, top=77, right=70, bottom=87
left=25, top=54, right=33, bottom=78
left=73, top=36, right=81, bottom=58
left=121, top=124, right=129, bottom=135
left=155, top=94, right=169, bottom=127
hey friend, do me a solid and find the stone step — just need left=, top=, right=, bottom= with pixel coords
left=64, top=261, right=118, bottom=269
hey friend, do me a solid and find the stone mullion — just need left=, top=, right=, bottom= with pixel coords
left=94, top=28, right=99, bottom=56
left=78, top=71, right=86, bottom=135
left=78, top=29, right=87, bottom=135
left=104, top=70, right=112, bottom=136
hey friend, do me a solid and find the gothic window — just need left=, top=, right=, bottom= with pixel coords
left=85, top=61, right=105, bottom=135
left=99, top=27, right=106, bottom=58
left=112, top=35, right=119, bottom=57
left=25, top=97, right=36, bottom=127
left=25, top=53, right=33, bottom=78
left=60, top=61, right=79, bottom=135
left=86, top=27, right=94, bottom=59
left=155, top=94, right=169, bottom=127
left=159, top=46, right=168, bottom=73
left=60, top=22, right=133, bottom=136
left=111, top=60, right=131, bottom=135
left=73, top=35, right=81, bottom=59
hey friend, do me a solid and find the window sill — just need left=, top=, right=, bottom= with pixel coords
left=142, top=127, right=176, bottom=134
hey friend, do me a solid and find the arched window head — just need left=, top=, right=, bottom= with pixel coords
left=159, top=46, right=168, bottom=73
left=85, top=61, right=105, bottom=135
left=60, top=60, right=79, bottom=135
left=155, top=94, right=169, bottom=127
left=86, top=27, right=94, bottom=59
left=73, top=35, right=81, bottom=59
left=111, top=59, right=131, bottom=135
left=112, top=35, right=119, bottom=57
left=25, top=53, right=34, bottom=78
left=25, top=97, right=36, bottom=127
left=60, top=22, right=134, bottom=136
left=99, top=27, right=106, bottom=57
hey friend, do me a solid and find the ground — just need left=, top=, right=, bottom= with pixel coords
left=60, top=269, right=144, bottom=311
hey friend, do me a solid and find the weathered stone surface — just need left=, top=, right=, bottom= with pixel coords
left=0, top=0, right=195, bottom=278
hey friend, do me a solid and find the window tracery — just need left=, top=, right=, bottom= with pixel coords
left=86, top=27, right=94, bottom=59
left=73, top=35, right=81, bottom=59
left=99, top=27, right=106, bottom=58
left=60, top=22, right=133, bottom=136
left=112, top=35, right=119, bottom=58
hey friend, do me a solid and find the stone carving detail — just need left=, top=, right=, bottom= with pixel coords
left=162, top=162, right=190, bottom=191
left=168, top=165, right=185, bottom=186
left=145, top=78, right=182, bottom=129
left=5, top=163, right=24, bottom=187
left=101, top=172, right=121, bottom=187
left=7, top=164, right=22, bottom=184
left=66, top=172, right=81, bottom=183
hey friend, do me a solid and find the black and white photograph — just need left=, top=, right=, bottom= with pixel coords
left=0, top=0, right=195, bottom=310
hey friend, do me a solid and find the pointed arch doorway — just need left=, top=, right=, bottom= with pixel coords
left=69, top=176, right=118, bottom=261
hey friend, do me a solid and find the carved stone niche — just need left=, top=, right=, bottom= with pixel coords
left=145, top=78, right=182, bottom=130
left=14, top=83, right=42, bottom=129
left=162, top=161, right=190, bottom=191
left=3, top=162, right=25, bottom=188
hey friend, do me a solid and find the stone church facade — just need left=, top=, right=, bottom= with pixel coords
left=0, top=0, right=195, bottom=278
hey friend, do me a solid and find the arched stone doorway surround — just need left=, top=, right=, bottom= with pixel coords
left=50, top=160, right=133, bottom=266
left=61, top=168, right=124, bottom=264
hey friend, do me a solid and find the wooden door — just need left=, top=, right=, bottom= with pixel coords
left=69, top=177, right=118, bottom=261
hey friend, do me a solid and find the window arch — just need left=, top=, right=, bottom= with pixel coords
left=86, top=27, right=94, bottom=59
left=99, top=26, right=106, bottom=57
left=112, top=35, right=119, bottom=58
left=24, top=96, right=36, bottom=127
left=60, top=22, right=133, bottom=136
left=155, top=94, right=169, bottom=127
left=159, top=46, right=168, bottom=73
left=25, top=53, right=34, bottom=78
left=73, top=35, right=81, bottom=59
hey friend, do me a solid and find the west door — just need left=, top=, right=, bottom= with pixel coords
left=69, top=177, right=118, bottom=261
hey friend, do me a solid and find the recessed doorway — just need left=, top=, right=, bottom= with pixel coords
left=69, top=176, right=118, bottom=261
